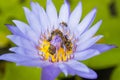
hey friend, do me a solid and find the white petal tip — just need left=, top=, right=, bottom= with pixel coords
left=99, top=20, right=102, bottom=23
left=78, top=2, right=82, bottom=9
left=90, top=8, right=97, bottom=15
left=99, top=35, right=104, bottom=38
left=79, top=2, right=82, bottom=5
left=12, top=20, right=19, bottom=24
left=12, top=20, right=16, bottom=23
left=96, top=20, right=102, bottom=27
left=93, top=8, right=97, bottom=12
left=47, top=0, right=52, bottom=4
left=23, top=7, right=28, bottom=10
left=6, top=35, right=12, bottom=39
left=30, top=1, right=35, bottom=6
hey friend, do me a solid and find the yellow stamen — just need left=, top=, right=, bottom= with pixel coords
left=39, top=40, right=73, bottom=62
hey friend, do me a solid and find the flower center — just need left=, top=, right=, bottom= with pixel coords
left=38, top=29, right=74, bottom=62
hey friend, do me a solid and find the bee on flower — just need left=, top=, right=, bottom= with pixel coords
left=0, top=0, right=116, bottom=80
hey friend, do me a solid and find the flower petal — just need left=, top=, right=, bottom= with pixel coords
left=6, top=24, right=25, bottom=37
left=46, top=0, right=58, bottom=28
left=35, top=3, right=50, bottom=31
left=67, top=64, right=97, bottom=79
left=6, top=24, right=39, bottom=45
left=7, top=35, right=36, bottom=50
left=30, top=2, right=39, bottom=16
left=23, top=7, right=42, bottom=35
left=75, top=8, right=96, bottom=38
left=66, top=65, right=97, bottom=79
left=65, top=60, right=89, bottom=72
left=74, top=49, right=100, bottom=61
left=58, top=63, right=68, bottom=76
left=0, top=53, right=28, bottom=63
left=41, top=65, right=61, bottom=80
left=76, top=68, right=97, bottom=79
left=0, top=53, right=50, bottom=67
left=9, top=47, right=38, bottom=58
left=78, top=20, right=102, bottom=43
left=17, top=58, right=50, bottom=67
left=59, top=1, right=70, bottom=23
left=76, top=35, right=103, bottom=51
left=91, top=44, right=117, bottom=53
left=12, top=20, right=39, bottom=44
left=68, top=2, right=82, bottom=28
left=12, top=20, right=30, bottom=34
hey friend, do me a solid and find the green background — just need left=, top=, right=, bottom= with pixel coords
left=0, top=0, right=119, bottom=80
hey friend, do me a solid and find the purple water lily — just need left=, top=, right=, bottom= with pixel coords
left=0, top=0, right=115, bottom=80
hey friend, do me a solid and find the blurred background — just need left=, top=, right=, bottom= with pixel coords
left=0, top=0, right=119, bottom=80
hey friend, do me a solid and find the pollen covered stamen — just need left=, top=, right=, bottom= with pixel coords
left=38, top=29, right=74, bottom=62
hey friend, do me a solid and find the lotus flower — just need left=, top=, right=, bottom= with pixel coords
left=0, top=0, right=115, bottom=80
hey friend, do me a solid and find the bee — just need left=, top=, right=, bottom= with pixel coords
left=47, top=29, right=73, bottom=55
left=51, top=29, right=63, bottom=36
left=60, top=22, right=68, bottom=27
left=63, top=35, right=72, bottom=51
left=48, top=44, right=56, bottom=55
left=48, top=29, right=63, bottom=41
left=48, top=30, right=63, bottom=55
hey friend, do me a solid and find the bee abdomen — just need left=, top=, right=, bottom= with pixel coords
left=48, top=44, right=56, bottom=55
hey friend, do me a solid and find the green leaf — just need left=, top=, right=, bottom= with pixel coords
left=0, top=0, right=30, bottom=47
left=110, top=65, right=120, bottom=80
left=4, top=63, right=41, bottom=80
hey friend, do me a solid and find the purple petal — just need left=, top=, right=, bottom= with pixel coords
left=75, top=8, right=96, bottom=37
left=66, top=66, right=97, bottom=79
left=90, top=44, right=117, bottom=53
left=23, top=7, right=42, bottom=35
left=7, top=24, right=38, bottom=44
left=78, top=20, right=102, bottom=43
left=12, top=20, right=31, bottom=35
left=65, top=60, right=89, bottom=72
left=58, top=63, right=68, bottom=76
left=59, top=0, right=70, bottom=24
left=12, top=20, right=39, bottom=44
left=46, top=0, right=58, bottom=28
left=41, top=65, right=61, bottom=80
left=74, top=49, right=100, bottom=61
left=0, top=53, right=29, bottom=62
left=76, top=68, right=97, bottom=79
left=65, top=63, right=76, bottom=75
left=30, top=2, right=50, bottom=31
left=68, top=2, right=82, bottom=28
left=17, top=58, right=51, bottom=67
left=30, top=2, right=39, bottom=16
left=9, top=47, right=38, bottom=58
left=35, top=3, right=50, bottom=31
left=6, top=24, right=38, bottom=43
left=0, top=53, right=50, bottom=67
left=6, top=24, right=26, bottom=38
left=7, top=35, right=36, bottom=50
left=76, top=35, right=103, bottom=51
